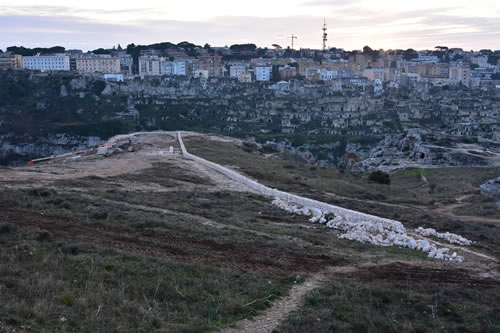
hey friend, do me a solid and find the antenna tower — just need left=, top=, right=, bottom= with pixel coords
left=322, top=18, right=328, bottom=52
left=290, top=34, right=297, bottom=50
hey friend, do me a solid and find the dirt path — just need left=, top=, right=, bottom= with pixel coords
left=327, top=190, right=500, bottom=226
left=219, top=256, right=499, bottom=333
left=431, top=194, right=500, bottom=225
left=220, top=268, right=333, bottom=333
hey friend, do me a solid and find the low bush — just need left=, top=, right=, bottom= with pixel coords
left=368, top=170, right=391, bottom=185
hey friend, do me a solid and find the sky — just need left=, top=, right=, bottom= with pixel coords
left=0, top=0, right=499, bottom=52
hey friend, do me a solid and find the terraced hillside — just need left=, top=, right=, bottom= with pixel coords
left=0, top=132, right=498, bottom=332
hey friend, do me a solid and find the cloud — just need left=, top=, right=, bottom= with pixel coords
left=0, top=7, right=499, bottom=51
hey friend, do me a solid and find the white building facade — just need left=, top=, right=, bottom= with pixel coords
left=229, top=64, right=246, bottom=78
left=22, top=55, right=70, bottom=71
left=255, top=65, right=272, bottom=81
left=161, top=60, right=187, bottom=76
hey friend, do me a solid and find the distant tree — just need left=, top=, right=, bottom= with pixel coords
left=470, top=63, right=480, bottom=69
left=92, top=48, right=111, bottom=55
left=229, top=44, right=257, bottom=52
left=6, top=45, right=65, bottom=56
left=488, top=55, right=500, bottom=66
left=492, top=73, right=500, bottom=80
left=257, top=48, right=267, bottom=56
left=362, top=46, right=373, bottom=53
left=117, top=44, right=122, bottom=50
left=272, top=44, right=282, bottom=49
left=46, top=46, right=65, bottom=54
left=479, top=49, right=493, bottom=55
left=203, top=43, right=211, bottom=49
left=402, top=48, right=418, bottom=61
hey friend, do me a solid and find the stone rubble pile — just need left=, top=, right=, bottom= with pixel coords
left=415, top=227, right=472, bottom=246
left=272, top=198, right=465, bottom=263
left=177, top=132, right=469, bottom=264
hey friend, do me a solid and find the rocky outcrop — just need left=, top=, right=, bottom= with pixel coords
left=0, top=133, right=103, bottom=166
left=480, top=177, right=500, bottom=200
left=349, top=129, right=498, bottom=172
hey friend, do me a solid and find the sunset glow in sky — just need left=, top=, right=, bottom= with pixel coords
left=1, top=0, right=499, bottom=51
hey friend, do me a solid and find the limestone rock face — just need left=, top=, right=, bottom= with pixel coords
left=101, top=84, right=113, bottom=95
left=60, top=85, right=68, bottom=97
left=480, top=177, right=500, bottom=200
left=349, top=128, right=496, bottom=172
left=70, top=77, right=89, bottom=90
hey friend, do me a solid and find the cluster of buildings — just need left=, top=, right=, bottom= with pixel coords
left=0, top=44, right=499, bottom=91
left=0, top=50, right=130, bottom=78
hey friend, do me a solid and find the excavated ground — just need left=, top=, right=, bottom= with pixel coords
left=0, top=206, right=342, bottom=275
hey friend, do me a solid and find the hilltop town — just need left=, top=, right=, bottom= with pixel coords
left=0, top=41, right=499, bottom=169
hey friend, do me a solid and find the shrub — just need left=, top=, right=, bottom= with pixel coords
left=92, top=80, right=106, bottom=95
left=57, top=292, right=75, bottom=306
left=59, top=242, right=80, bottom=255
left=36, top=230, right=53, bottom=242
left=368, top=170, right=391, bottom=185
left=0, top=223, right=16, bottom=234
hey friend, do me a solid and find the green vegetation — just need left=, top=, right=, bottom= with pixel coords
left=277, top=279, right=500, bottom=332
left=0, top=226, right=290, bottom=332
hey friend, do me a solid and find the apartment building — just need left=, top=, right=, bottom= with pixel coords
left=22, top=55, right=70, bottom=71
left=76, top=57, right=120, bottom=74
left=161, top=60, right=188, bottom=76
left=418, top=63, right=449, bottom=78
left=229, top=63, right=247, bottom=78
left=0, top=54, right=22, bottom=70
left=111, top=51, right=133, bottom=75
left=449, top=65, right=471, bottom=87
left=255, top=65, right=272, bottom=81
left=279, top=66, right=297, bottom=79
left=238, top=72, right=252, bottom=83
left=197, top=54, right=221, bottom=77
left=362, top=68, right=385, bottom=81
left=139, top=56, right=163, bottom=76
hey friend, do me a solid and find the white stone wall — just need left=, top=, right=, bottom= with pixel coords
left=177, top=132, right=468, bottom=262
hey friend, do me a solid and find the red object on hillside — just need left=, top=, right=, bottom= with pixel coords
left=27, top=161, right=34, bottom=166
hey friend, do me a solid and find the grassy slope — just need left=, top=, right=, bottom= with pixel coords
left=0, top=228, right=290, bottom=333
left=0, top=138, right=498, bottom=332
left=0, top=158, right=437, bottom=332
left=184, top=135, right=500, bottom=332
left=0, top=183, right=296, bottom=332
left=277, top=279, right=499, bottom=333
left=185, top=136, right=500, bottom=255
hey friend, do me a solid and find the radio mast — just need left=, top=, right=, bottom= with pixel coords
left=322, top=18, right=328, bottom=52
